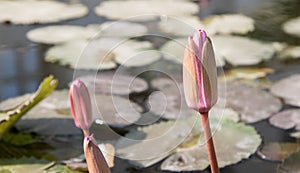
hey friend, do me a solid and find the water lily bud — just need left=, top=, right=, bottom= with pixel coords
left=70, top=79, right=93, bottom=131
left=84, top=135, right=111, bottom=173
left=183, top=29, right=218, bottom=113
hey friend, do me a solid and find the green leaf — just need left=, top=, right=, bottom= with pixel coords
left=0, top=75, right=58, bottom=139
left=0, top=157, right=54, bottom=173
left=44, top=164, right=84, bottom=173
left=2, top=132, right=41, bottom=146
left=278, top=148, right=300, bottom=173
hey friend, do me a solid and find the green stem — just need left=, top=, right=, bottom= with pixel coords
left=200, top=111, right=219, bottom=173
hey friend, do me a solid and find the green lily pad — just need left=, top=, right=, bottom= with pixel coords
left=269, top=109, right=300, bottom=131
left=212, top=35, right=278, bottom=66
left=0, top=157, right=54, bottom=173
left=278, top=148, right=300, bottom=173
left=158, top=16, right=206, bottom=36
left=160, top=38, right=225, bottom=67
left=27, top=25, right=97, bottom=45
left=224, top=68, right=274, bottom=80
left=204, top=14, right=255, bottom=35
left=271, top=74, right=300, bottom=107
left=258, top=142, right=300, bottom=162
left=279, top=46, right=300, bottom=60
left=94, top=1, right=198, bottom=21
left=0, top=76, right=57, bottom=139
left=0, top=1, right=88, bottom=25
left=45, top=164, right=84, bottom=173
left=226, top=81, right=282, bottom=123
left=282, top=16, right=300, bottom=38
left=79, top=73, right=148, bottom=95
left=2, top=132, right=41, bottom=146
left=45, top=38, right=160, bottom=69
left=161, top=118, right=261, bottom=172
left=115, top=117, right=198, bottom=167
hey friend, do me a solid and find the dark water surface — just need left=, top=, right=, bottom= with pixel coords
left=0, top=0, right=300, bottom=172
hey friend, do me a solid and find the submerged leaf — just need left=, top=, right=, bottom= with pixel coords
left=0, top=76, right=57, bottom=138
left=258, top=142, right=300, bottom=162
left=0, top=1, right=88, bottom=25
left=44, top=164, right=83, bottom=173
left=94, top=1, right=198, bottom=21
left=161, top=118, right=261, bottom=172
left=226, top=81, right=282, bottom=123
left=0, top=157, right=54, bottom=173
left=271, top=74, right=300, bottom=107
left=278, top=148, right=300, bottom=173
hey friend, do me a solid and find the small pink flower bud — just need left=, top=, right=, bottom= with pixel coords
left=183, top=29, right=218, bottom=113
left=84, top=135, right=111, bottom=173
left=70, top=79, right=93, bottom=131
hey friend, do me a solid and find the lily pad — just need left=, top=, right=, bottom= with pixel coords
left=45, top=38, right=160, bottom=70
left=278, top=148, right=300, bottom=173
left=211, top=35, right=277, bottom=66
left=92, top=94, right=143, bottom=128
left=94, top=1, right=198, bottom=21
left=226, top=81, right=282, bottom=123
left=158, top=16, right=206, bottom=36
left=160, top=38, right=225, bottom=67
left=27, top=25, right=97, bottom=45
left=89, top=21, right=148, bottom=37
left=0, top=1, right=88, bottom=25
left=270, top=74, right=300, bottom=107
left=282, top=16, right=300, bottom=38
left=79, top=73, right=148, bottom=95
left=45, top=164, right=83, bottom=173
left=258, top=142, right=300, bottom=161
left=0, top=157, right=54, bottom=173
left=115, top=117, right=198, bottom=167
left=204, top=14, right=255, bottom=35
left=161, top=118, right=262, bottom=172
left=269, top=109, right=300, bottom=131
left=0, top=76, right=57, bottom=138
left=224, top=68, right=274, bottom=80
left=279, top=46, right=300, bottom=60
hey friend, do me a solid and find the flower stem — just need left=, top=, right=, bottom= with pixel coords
left=200, top=111, right=219, bottom=173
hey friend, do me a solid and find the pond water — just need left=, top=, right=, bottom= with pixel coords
left=0, top=0, right=300, bottom=172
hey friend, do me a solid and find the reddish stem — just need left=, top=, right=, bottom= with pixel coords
left=83, top=129, right=90, bottom=138
left=200, top=111, right=220, bottom=173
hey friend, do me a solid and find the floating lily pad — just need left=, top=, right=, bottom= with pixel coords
left=282, top=16, right=300, bottom=38
left=27, top=25, right=97, bottom=45
left=45, top=38, right=160, bottom=69
left=79, top=73, right=148, bottom=95
left=158, top=16, right=206, bottom=36
left=279, top=46, right=300, bottom=60
left=0, top=1, right=88, bottom=25
left=211, top=35, right=277, bottom=66
left=92, top=94, right=143, bottom=128
left=94, top=1, right=198, bottom=21
left=258, top=142, right=300, bottom=162
left=204, top=14, right=255, bottom=35
left=278, top=148, right=300, bottom=173
left=291, top=131, right=300, bottom=139
left=0, top=157, right=54, bottom=173
left=269, top=109, right=300, bottom=131
left=115, top=117, right=198, bottom=167
left=89, top=21, right=148, bottom=37
left=225, top=68, right=274, bottom=80
left=270, top=74, right=300, bottom=107
left=0, top=76, right=57, bottom=138
left=160, top=38, right=225, bottom=67
left=161, top=118, right=261, bottom=171
left=226, top=81, right=282, bottom=123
